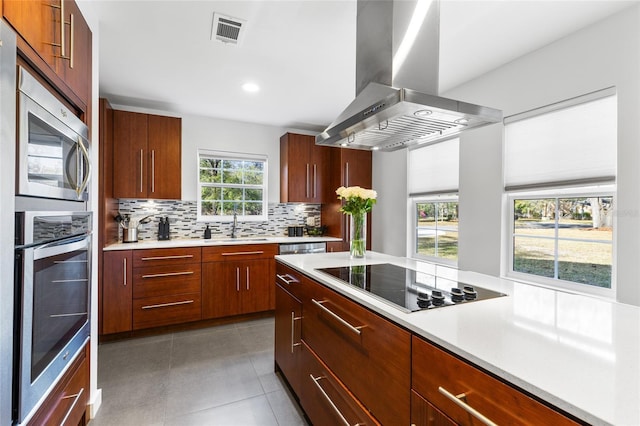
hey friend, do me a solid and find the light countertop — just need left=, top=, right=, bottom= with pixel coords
left=103, top=236, right=341, bottom=251
left=275, top=251, right=640, bottom=426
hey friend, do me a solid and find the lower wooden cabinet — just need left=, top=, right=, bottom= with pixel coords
left=300, top=341, right=380, bottom=426
left=27, top=344, right=88, bottom=426
left=132, top=248, right=202, bottom=330
left=411, top=390, right=456, bottom=426
left=274, top=283, right=303, bottom=396
left=411, top=336, right=578, bottom=426
left=274, top=262, right=411, bottom=426
left=102, top=250, right=132, bottom=334
left=202, top=244, right=278, bottom=319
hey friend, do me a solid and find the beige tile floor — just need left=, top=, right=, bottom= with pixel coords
left=89, top=317, right=308, bottom=426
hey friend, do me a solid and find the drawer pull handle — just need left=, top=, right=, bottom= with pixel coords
left=276, top=273, right=298, bottom=285
left=140, top=254, right=194, bottom=261
left=312, top=299, right=363, bottom=335
left=438, top=386, right=498, bottom=426
left=310, top=375, right=351, bottom=426
left=59, top=387, right=84, bottom=426
left=291, top=312, right=301, bottom=353
left=141, top=300, right=194, bottom=310
left=141, top=271, right=194, bottom=279
left=221, top=251, right=264, bottom=256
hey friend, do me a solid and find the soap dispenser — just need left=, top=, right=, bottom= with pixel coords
left=204, top=225, right=211, bottom=239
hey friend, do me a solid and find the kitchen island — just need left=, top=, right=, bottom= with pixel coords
left=275, top=251, right=639, bottom=426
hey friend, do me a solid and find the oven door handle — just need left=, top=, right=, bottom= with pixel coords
left=33, top=235, right=91, bottom=261
left=75, top=137, right=91, bottom=198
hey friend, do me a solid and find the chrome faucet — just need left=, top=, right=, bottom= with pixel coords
left=231, top=210, right=238, bottom=238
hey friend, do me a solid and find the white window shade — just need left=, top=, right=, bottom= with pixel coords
left=408, top=138, right=459, bottom=196
left=505, top=92, right=617, bottom=190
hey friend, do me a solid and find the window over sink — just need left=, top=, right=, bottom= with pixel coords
left=197, top=150, right=268, bottom=222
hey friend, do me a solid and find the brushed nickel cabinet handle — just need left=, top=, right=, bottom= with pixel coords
left=312, top=299, right=363, bottom=335
left=59, top=387, right=84, bottom=426
left=306, top=163, right=310, bottom=198
left=141, top=300, right=194, bottom=310
left=276, top=273, right=298, bottom=285
left=438, top=386, right=497, bottom=426
left=141, top=271, right=194, bottom=279
left=345, top=162, right=349, bottom=187
left=123, top=257, right=127, bottom=286
left=151, top=149, right=155, bottom=193
left=69, top=12, right=74, bottom=68
left=140, top=254, right=194, bottom=261
left=140, top=149, right=144, bottom=193
left=291, top=312, right=301, bottom=353
left=313, top=163, right=317, bottom=198
left=309, top=375, right=350, bottom=426
left=236, top=267, right=240, bottom=292
left=221, top=251, right=264, bottom=256
left=246, top=267, right=250, bottom=290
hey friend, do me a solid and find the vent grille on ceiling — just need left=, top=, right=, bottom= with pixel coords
left=211, top=13, right=246, bottom=46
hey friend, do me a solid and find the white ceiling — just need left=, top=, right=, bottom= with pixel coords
left=79, top=0, right=636, bottom=132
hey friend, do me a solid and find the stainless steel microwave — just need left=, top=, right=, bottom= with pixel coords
left=17, top=67, right=91, bottom=201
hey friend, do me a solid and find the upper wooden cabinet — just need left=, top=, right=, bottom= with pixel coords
left=322, top=148, right=373, bottom=252
left=113, top=110, right=182, bottom=200
left=4, top=0, right=92, bottom=110
left=280, top=133, right=329, bottom=203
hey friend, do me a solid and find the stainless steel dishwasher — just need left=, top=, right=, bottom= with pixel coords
left=279, top=241, right=327, bottom=255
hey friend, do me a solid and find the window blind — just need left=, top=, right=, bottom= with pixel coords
left=504, top=89, right=617, bottom=191
left=408, top=138, right=459, bottom=197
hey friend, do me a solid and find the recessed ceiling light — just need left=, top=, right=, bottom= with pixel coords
left=242, top=82, right=260, bottom=93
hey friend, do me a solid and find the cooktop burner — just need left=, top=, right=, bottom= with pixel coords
left=316, top=263, right=506, bottom=313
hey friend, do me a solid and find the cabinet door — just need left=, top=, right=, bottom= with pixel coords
left=280, top=133, right=327, bottom=203
left=58, top=0, right=91, bottom=107
left=102, top=251, right=132, bottom=334
left=274, top=284, right=302, bottom=395
left=411, top=390, right=456, bottom=426
left=201, top=261, right=242, bottom=319
left=3, top=0, right=57, bottom=70
left=113, top=110, right=148, bottom=198
left=242, top=259, right=273, bottom=313
left=147, top=114, right=181, bottom=199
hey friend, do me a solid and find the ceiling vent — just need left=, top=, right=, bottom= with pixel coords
left=211, top=12, right=247, bottom=46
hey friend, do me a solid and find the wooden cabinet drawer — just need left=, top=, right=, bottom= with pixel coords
left=300, top=342, right=379, bottom=426
left=133, top=293, right=201, bottom=329
left=302, top=279, right=411, bottom=426
left=411, top=390, right=456, bottom=426
left=27, top=346, right=88, bottom=426
left=133, top=264, right=201, bottom=299
left=133, top=247, right=201, bottom=268
left=412, top=336, right=578, bottom=426
left=202, top=243, right=278, bottom=262
left=275, top=262, right=307, bottom=301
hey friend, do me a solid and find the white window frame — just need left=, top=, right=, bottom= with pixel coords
left=506, top=186, right=616, bottom=299
left=411, top=194, right=459, bottom=267
left=197, top=149, right=268, bottom=222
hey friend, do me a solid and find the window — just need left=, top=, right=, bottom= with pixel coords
left=504, top=88, right=616, bottom=295
left=197, top=150, right=267, bottom=221
left=511, top=194, right=613, bottom=289
left=408, top=138, right=459, bottom=263
left=415, top=198, right=459, bottom=261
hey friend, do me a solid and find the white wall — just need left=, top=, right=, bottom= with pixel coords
left=371, top=149, right=408, bottom=256
left=374, top=5, right=640, bottom=306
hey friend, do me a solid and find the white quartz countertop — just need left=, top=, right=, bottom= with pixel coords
left=103, top=236, right=341, bottom=251
left=275, top=251, right=640, bottom=426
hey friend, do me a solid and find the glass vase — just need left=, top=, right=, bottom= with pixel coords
left=349, top=211, right=366, bottom=258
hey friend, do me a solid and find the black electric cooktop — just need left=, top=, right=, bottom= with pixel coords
left=316, top=263, right=506, bottom=313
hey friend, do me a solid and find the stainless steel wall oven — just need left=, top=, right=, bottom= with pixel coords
left=16, top=66, right=91, bottom=202
left=13, top=211, right=91, bottom=424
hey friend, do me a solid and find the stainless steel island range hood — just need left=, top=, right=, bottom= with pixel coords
left=316, top=0, right=502, bottom=152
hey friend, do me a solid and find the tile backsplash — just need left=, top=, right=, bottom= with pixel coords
left=116, top=200, right=321, bottom=242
